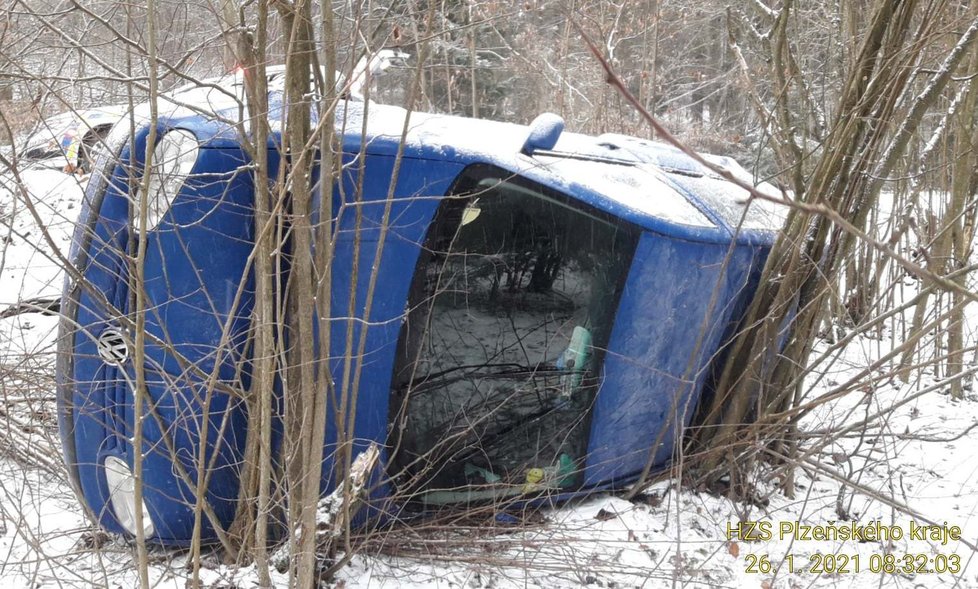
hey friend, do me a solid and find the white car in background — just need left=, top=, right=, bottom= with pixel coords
left=17, top=104, right=130, bottom=174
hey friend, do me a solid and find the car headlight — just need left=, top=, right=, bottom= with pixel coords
left=136, top=129, right=198, bottom=231
left=104, top=455, right=155, bottom=537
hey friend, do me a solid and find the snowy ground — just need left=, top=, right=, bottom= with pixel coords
left=3, top=167, right=978, bottom=588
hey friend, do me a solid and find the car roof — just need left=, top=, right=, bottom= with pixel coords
left=125, top=75, right=787, bottom=244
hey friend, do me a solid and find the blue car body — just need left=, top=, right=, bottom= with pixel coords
left=57, top=78, right=784, bottom=544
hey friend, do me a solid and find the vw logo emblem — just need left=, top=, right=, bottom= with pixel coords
left=96, top=328, right=129, bottom=365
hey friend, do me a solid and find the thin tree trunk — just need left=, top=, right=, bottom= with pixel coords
left=946, top=43, right=978, bottom=397
left=276, top=1, right=322, bottom=585
left=220, top=1, right=276, bottom=585
left=131, top=0, right=158, bottom=584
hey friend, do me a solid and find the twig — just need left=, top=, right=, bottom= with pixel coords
left=0, top=297, right=60, bottom=319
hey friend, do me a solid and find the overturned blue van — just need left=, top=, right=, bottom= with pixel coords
left=56, top=71, right=785, bottom=545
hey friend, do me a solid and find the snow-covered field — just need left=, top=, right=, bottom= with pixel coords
left=3, top=167, right=978, bottom=588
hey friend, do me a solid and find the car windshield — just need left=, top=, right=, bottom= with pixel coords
left=388, top=166, right=638, bottom=502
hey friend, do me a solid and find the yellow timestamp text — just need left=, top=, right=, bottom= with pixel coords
left=744, top=552, right=962, bottom=575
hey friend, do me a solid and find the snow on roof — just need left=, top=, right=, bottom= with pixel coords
left=531, top=154, right=714, bottom=229
left=113, top=76, right=786, bottom=241
left=340, top=102, right=785, bottom=238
